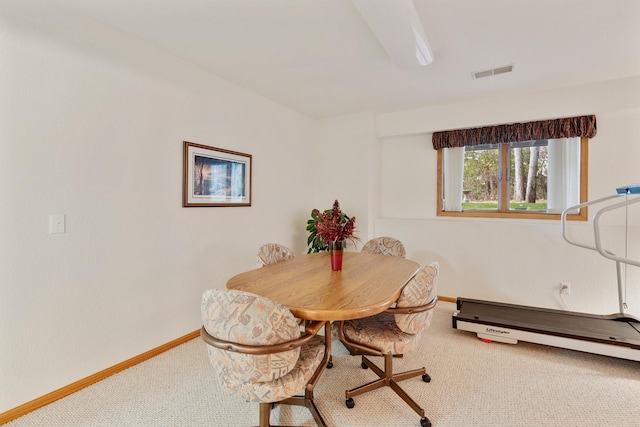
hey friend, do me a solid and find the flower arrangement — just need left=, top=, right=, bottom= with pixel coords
left=307, top=200, right=358, bottom=253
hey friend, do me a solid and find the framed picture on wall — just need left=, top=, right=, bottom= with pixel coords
left=183, top=141, right=252, bottom=207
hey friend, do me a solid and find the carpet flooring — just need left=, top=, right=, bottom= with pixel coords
left=6, top=301, right=640, bottom=426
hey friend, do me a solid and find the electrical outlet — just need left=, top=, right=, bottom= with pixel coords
left=560, top=282, right=571, bottom=295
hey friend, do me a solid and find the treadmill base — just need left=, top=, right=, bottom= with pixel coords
left=452, top=298, right=640, bottom=362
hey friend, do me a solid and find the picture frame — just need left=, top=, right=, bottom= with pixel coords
left=183, top=141, right=252, bottom=207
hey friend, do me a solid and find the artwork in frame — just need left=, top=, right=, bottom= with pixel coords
left=183, top=141, right=252, bottom=207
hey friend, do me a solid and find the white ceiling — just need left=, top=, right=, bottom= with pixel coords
left=52, top=0, right=640, bottom=118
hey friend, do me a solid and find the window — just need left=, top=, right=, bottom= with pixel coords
left=433, top=115, right=595, bottom=220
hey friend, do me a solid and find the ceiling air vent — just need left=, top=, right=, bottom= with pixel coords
left=472, top=64, right=514, bottom=79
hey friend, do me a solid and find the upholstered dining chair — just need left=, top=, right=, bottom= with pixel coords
left=257, top=243, right=295, bottom=268
left=360, top=236, right=406, bottom=258
left=337, top=262, right=439, bottom=427
left=201, top=289, right=329, bottom=427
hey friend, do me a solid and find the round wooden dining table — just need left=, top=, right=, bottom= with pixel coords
left=226, top=251, right=420, bottom=321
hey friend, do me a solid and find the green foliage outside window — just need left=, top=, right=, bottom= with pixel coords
left=463, top=142, right=549, bottom=211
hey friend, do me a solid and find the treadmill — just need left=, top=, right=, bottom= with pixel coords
left=453, top=184, right=640, bottom=361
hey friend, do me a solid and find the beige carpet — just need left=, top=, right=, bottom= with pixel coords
left=5, top=301, right=640, bottom=426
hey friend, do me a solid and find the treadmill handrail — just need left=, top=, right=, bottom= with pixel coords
left=593, top=196, right=640, bottom=268
left=561, top=194, right=619, bottom=252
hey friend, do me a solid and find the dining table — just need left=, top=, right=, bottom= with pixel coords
left=225, top=250, right=420, bottom=426
left=226, top=251, right=420, bottom=321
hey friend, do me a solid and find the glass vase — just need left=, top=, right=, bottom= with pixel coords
left=328, top=240, right=345, bottom=271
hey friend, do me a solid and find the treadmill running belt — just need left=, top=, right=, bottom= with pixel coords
left=454, top=298, right=640, bottom=349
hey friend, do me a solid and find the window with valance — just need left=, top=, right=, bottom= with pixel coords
left=434, top=115, right=595, bottom=220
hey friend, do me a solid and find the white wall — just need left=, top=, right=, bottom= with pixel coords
left=314, top=111, right=378, bottom=246
left=0, top=2, right=316, bottom=412
left=374, top=77, right=640, bottom=316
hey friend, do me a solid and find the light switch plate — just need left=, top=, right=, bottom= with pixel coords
left=49, top=215, right=65, bottom=234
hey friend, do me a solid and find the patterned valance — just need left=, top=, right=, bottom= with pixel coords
left=432, top=115, right=597, bottom=150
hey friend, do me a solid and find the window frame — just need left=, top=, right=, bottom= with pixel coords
left=436, top=136, right=589, bottom=221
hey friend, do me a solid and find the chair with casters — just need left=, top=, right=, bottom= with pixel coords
left=361, top=237, right=406, bottom=258
left=338, top=262, right=439, bottom=427
left=257, top=243, right=295, bottom=268
left=201, top=289, right=330, bottom=427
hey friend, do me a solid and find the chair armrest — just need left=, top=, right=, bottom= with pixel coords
left=200, top=320, right=327, bottom=355
left=303, top=320, right=326, bottom=336
left=385, top=295, right=438, bottom=315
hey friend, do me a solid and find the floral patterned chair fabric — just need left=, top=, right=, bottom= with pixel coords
left=360, top=237, right=406, bottom=258
left=338, top=262, right=439, bottom=427
left=201, top=289, right=327, bottom=426
left=340, top=262, right=438, bottom=355
left=340, top=311, right=420, bottom=355
left=257, top=243, right=295, bottom=268
left=394, top=262, right=438, bottom=334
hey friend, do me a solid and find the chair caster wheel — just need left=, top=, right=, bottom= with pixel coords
left=345, top=398, right=355, bottom=409
left=420, top=416, right=431, bottom=427
left=422, top=373, right=431, bottom=383
left=327, top=360, right=333, bottom=369
left=361, top=361, right=368, bottom=369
